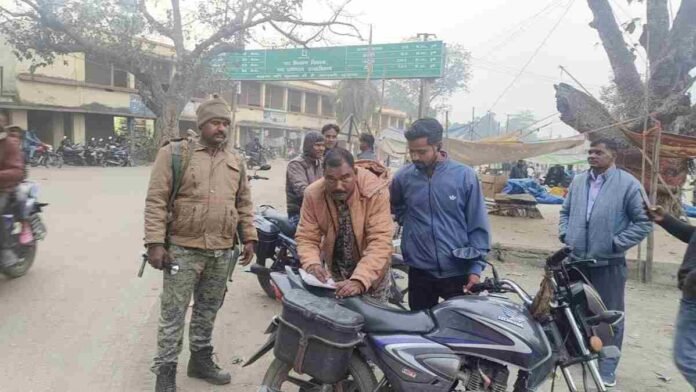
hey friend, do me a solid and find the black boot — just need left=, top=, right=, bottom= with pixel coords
left=155, top=363, right=176, bottom=392
left=187, top=347, right=231, bottom=385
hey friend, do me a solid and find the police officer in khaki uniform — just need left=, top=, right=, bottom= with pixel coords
left=144, top=95, right=257, bottom=391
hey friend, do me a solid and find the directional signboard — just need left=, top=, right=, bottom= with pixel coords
left=214, top=41, right=445, bottom=81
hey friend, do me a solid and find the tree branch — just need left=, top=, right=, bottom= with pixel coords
left=139, top=0, right=173, bottom=39
left=170, top=0, right=185, bottom=59
left=0, top=5, right=34, bottom=18
left=642, top=0, right=670, bottom=64
left=586, top=0, right=644, bottom=115
left=650, top=0, right=696, bottom=98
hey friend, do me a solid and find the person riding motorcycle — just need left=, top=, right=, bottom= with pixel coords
left=23, top=129, right=46, bottom=161
left=245, top=137, right=263, bottom=154
left=0, top=125, right=27, bottom=268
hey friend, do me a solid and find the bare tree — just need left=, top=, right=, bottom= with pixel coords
left=555, top=0, right=696, bottom=209
left=0, top=0, right=360, bottom=145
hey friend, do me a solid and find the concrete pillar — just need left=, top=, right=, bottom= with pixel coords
left=51, top=112, right=65, bottom=147
left=9, top=110, right=28, bottom=129
left=72, top=113, right=86, bottom=144
left=260, top=83, right=266, bottom=108
left=301, top=92, right=306, bottom=113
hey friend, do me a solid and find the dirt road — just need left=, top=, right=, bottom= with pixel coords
left=0, top=163, right=688, bottom=391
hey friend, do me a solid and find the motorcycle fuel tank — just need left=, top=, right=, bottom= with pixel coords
left=427, top=295, right=552, bottom=371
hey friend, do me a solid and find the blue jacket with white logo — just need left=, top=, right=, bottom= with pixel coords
left=390, top=158, right=491, bottom=278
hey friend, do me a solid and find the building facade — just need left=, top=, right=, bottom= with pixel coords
left=179, top=80, right=337, bottom=155
left=0, top=37, right=156, bottom=147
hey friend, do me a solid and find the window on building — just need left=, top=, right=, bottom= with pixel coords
left=113, top=68, right=128, bottom=88
left=398, top=118, right=405, bottom=129
left=321, top=96, right=335, bottom=117
left=265, top=85, right=285, bottom=110
left=239, top=82, right=262, bottom=107
left=305, top=93, right=319, bottom=115
left=287, top=89, right=302, bottom=113
left=85, top=54, right=112, bottom=86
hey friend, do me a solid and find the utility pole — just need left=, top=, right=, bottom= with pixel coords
left=470, top=107, right=475, bottom=140
left=505, top=114, right=511, bottom=133
left=445, top=110, right=450, bottom=150
left=417, top=33, right=436, bottom=119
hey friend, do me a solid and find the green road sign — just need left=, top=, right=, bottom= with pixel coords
left=214, top=41, right=445, bottom=81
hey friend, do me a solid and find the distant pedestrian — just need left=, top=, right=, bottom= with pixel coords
left=559, top=139, right=651, bottom=388
left=321, top=123, right=340, bottom=152
left=144, top=95, right=258, bottom=392
left=391, top=118, right=491, bottom=311
left=286, top=131, right=325, bottom=228
left=526, top=165, right=535, bottom=179
left=357, top=133, right=377, bottom=161
left=646, top=205, right=696, bottom=389
left=509, top=160, right=527, bottom=179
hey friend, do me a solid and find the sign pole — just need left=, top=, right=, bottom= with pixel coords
left=416, top=33, right=436, bottom=118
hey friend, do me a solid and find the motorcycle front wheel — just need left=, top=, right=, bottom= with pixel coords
left=2, top=243, right=37, bottom=278
left=261, top=355, right=377, bottom=392
left=256, top=259, right=276, bottom=299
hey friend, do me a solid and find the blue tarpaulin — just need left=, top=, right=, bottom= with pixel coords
left=503, top=179, right=565, bottom=205
left=684, top=204, right=696, bottom=218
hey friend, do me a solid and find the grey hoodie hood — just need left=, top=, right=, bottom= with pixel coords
left=303, top=131, right=325, bottom=157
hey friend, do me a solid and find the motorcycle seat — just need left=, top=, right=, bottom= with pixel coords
left=261, top=209, right=296, bottom=237
left=341, top=297, right=435, bottom=334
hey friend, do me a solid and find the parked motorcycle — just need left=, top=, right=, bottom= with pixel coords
left=246, top=247, right=622, bottom=392
left=102, top=144, right=133, bottom=167
left=56, top=137, right=87, bottom=166
left=0, top=181, right=48, bottom=278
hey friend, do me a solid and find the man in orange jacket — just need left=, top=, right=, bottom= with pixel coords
left=296, top=147, right=393, bottom=300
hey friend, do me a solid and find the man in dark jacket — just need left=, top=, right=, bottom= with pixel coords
left=0, top=125, right=26, bottom=267
left=286, top=131, right=325, bottom=226
left=357, top=133, right=377, bottom=161
left=390, top=118, right=491, bottom=311
left=509, top=160, right=527, bottom=179
left=647, top=205, right=696, bottom=388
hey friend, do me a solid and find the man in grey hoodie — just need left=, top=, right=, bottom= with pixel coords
left=559, top=139, right=652, bottom=388
left=286, top=131, right=325, bottom=227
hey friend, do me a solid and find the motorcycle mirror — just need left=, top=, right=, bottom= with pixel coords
left=259, top=164, right=272, bottom=171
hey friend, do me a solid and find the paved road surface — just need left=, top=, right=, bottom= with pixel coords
left=0, top=164, right=688, bottom=391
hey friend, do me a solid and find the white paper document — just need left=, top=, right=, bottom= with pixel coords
left=299, top=268, right=337, bottom=289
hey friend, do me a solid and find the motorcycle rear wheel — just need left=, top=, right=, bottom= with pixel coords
left=262, top=355, right=377, bottom=392
left=2, top=243, right=37, bottom=278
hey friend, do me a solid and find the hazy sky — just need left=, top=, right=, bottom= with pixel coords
left=325, top=0, right=652, bottom=138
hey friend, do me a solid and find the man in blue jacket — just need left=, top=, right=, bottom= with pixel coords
left=560, top=138, right=652, bottom=388
left=390, top=118, right=491, bottom=311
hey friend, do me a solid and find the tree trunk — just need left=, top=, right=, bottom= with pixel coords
left=154, top=98, right=187, bottom=147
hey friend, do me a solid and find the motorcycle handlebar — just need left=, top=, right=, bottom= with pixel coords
left=546, top=247, right=572, bottom=267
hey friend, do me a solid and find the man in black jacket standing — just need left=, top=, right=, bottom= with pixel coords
left=647, top=205, right=696, bottom=388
